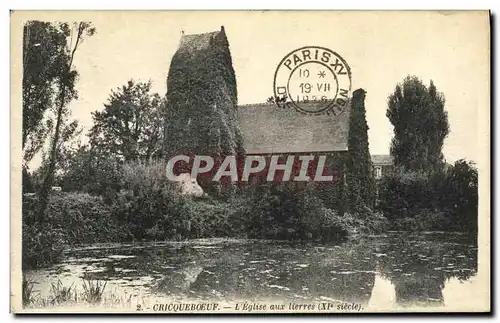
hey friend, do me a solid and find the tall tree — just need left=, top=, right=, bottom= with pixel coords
left=22, top=21, right=67, bottom=165
left=37, top=22, right=96, bottom=220
left=345, top=88, right=376, bottom=212
left=89, top=80, right=165, bottom=162
left=387, top=76, right=449, bottom=171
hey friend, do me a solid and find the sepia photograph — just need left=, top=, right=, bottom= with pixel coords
left=10, top=10, right=490, bottom=314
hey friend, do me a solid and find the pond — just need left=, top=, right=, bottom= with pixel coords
left=25, top=232, right=480, bottom=312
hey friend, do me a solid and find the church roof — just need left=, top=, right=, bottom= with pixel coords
left=237, top=102, right=350, bottom=154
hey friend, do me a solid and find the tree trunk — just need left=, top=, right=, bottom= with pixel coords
left=37, top=24, right=83, bottom=221
left=37, top=83, right=66, bottom=222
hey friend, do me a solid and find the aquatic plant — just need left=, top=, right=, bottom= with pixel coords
left=49, top=280, right=74, bottom=305
left=81, top=279, right=107, bottom=303
left=22, top=275, right=37, bottom=306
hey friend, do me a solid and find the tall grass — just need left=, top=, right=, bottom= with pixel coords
left=49, top=280, right=74, bottom=305
left=81, top=279, right=107, bottom=303
left=23, top=277, right=114, bottom=308
left=22, top=275, right=37, bottom=306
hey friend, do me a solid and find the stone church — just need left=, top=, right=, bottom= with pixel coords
left=164, top=27, right=354, bottom=206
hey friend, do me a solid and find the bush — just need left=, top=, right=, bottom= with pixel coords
left=113, top=160, right=240, bottom=240
left=378, top=168, right=445, bottom=220
left=22, top=193, right=131, bottom=269
left=22, top=221, right=67, bottom=270
left=111, top=161, right=182, bottom=240
left=378, top=160, right=478, bottom=234
left=235, top=183, right=352, bottom=242
left=48, top=193, right=131, bottom=244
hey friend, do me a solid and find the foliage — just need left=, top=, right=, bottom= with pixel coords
left=37, top=21, right=96, bottom=221
left=444, top=159, right=478, bottom=235
left=89, top=80, right=165, bottom=162
left=378, top=160, right=478, bottom=234
left=22, top=21, right=65, bottom=163
left=112, top=160, right=240, bottom=240
left=22, top=166, right=35, bottom=193
left=22, top=220, right=67, bottom=270
left=387, top=76, right=449, bottom=171
left=81, top=279, right=107, bottom=303
left=345, top=88, right=376, bottom=212
left=237, top=183, right=350, bottom=241
left=22, top=193, right=131, bottom=269
left=378, top=168, right=444, bottom=219
left=111, top=160, right=183, bottom=240
left=57, top=144, right=122, bottom=196
left=49, top=280, right=75, bottom=305
left=181, top=199, right=235, bottom=238
left=22, top=275, right=37, bottom=306
left=338, top=208, right=390, bottom=236
left=165, top=27, right=245, bottom=195
left=390, top=210, right=452, bottom=232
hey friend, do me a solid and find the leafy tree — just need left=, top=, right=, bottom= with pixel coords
left=445, top=159, right=478, bottom=234
left=387, top=76, right=449, bottom=171
left=22, top=21, right=66, bottom=165
left=378, top=159, right=478, bottom=235
left=37, top=22, right=96, bottom=220
left=22, top=167, right=34, bottom=193
left=345, top=89, right=376, bottom=212
left=58, top=144, right=122, bottom=196
left=89, top=80, right=165, bottom=162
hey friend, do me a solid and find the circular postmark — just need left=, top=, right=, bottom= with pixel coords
left=273, top=46, right=352, bottom=115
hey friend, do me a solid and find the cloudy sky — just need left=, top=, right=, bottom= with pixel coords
left=13, top=11, right=489, bottom=167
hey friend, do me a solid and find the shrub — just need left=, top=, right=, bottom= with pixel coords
left=112, top=160, right=187, bottom=240
left=22, top=221, right=67, bottom=270
left=378, top=160, right=478, bottom=234
left=22, top=192, right=131, bottom=269
left=378, top=168, right=445, bottom=220
left=236, top=183, right=352, bottom=242
left=113, top=160, right=239, bottom=240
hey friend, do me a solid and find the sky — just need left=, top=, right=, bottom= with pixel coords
left=13, top=11, right=490, bottom=168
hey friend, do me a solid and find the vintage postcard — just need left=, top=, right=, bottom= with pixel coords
left=10, top=10, right=490, bottom=313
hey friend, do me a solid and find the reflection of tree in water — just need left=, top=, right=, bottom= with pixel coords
left=156, top=241, right=378, bottom=304
left=83, top=233, right=477, bottom=307
left=376, top=233, right=477, bottom=307
left=393, top=274, right=445, bottom=306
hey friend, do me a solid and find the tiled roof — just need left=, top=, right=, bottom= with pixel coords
left=371, top=154, right=393, bottom=165
left=237, top=102, right=350, bottom=154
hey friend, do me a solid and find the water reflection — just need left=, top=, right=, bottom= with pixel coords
left=26, top=233, right=478, bottom=309
left=375, top=232, right=477, bottom=308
